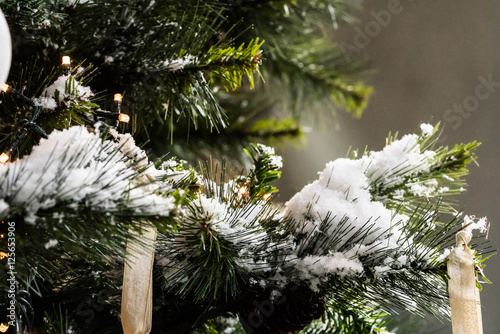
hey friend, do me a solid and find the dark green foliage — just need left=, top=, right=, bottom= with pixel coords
left=242, top=143, right=282, bottom=197
left=2, top=0, right=372, bottom=166
left=302, top=304, right=391, bottom=334
left=222, top=0, right=371, bottom=118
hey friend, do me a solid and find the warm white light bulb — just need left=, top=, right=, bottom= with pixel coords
left=118, top=113, right=130, bottom=123
left=0, top=323, right=8, bottom=332
left=0, top=152, right=9, bottom=164
left=263, top=193, right=271, bottom=200
left=1, top=83, right=9, bottom=93
left=238, top=186, right=248, bottom=195
left=62, top=56, right=71, bottom=66
left=114, top=93, right=123, bottom=102
left=0, top=252, right=7, bottom=260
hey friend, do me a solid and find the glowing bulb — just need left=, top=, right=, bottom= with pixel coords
left=62, top=56, right=71, bottom=66
left=61, top=56, right=72, bottom=75
left=238, top=186, right=248, bottom=195
left=118, top=113, right=130, bottom=123
left=1, top=83, right=9, bottom=93
left=0, top=252, right=7, bottom=260
left=0, top=323, right=8, bottom=332
left=0, top=152, right=9, bottom=164
left=263, top=193, right=271, bottom=200
left=114, top=93, right=123, bottom=102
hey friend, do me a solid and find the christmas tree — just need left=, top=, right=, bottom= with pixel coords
left=0, top=1, right=492, bottom=333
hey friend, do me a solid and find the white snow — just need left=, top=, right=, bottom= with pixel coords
left=285, top=156, right=409, bottom=247
left=163, top=54, right=198, bottom=72
left=158, top=126, right=462, bottom=294
left=43, top=75, right=94, bottom=103
left=43, top=75, right=68, bottom=100
left=159, top=191, right=274, bottom=286
left=288, top=250, right=364, bottom=292
left=190, top=194, right=267, bottom=236
left=364, top=134, right=435, bottom=188
left=442, top=174, right=454, bottom=181
left=463, top=215, right=488, bottom=234
left=0, top=199, right=8, bottom=216
left=438, top=186, right=450, bottom=193
left=162, top=159, right=178, bottom=169
left=67, top=0, right=91, bottom=6
left=256, top=143, right=283, bottom=169
left=33, top=97, right=58, bottom=110
left=420, top=123, right=435, bottom=137
left=0, top=126, right=175, bottom=222
left=257, top=143, right=275, bottom=156
left=44, top=239, right=59, bottom=249
left=409, top=181, right=437, bottom=197
left=282, top=131, right=438, bottom=286
left=269, top=154, right=283, bottom=169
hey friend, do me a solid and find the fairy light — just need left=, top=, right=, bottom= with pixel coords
left=0, top=83, right=35, bottom=106
left=0, top=81, right=47, bottom=166
left=0, top=252, right=7, bottom=260
left=263, top=193, right=271, bottom=200
left=118, top=113, right=130, bottom=123
left=113, top=93, right=123, bottom=121
left=62, top=56, right=71, bottom=75
left=62, top=56, right=71, bottom=65
left=0, top=323, right=8, bottom=332
left=238, top=186, right=248, bottom=195
left=114, top=93, right=123, bottom=112
left=91, top=93, right=130, bottom=126
left=0, top=152, right=9, bottom=164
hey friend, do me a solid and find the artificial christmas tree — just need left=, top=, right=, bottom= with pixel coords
left=0, top=1, right=492, bottom=333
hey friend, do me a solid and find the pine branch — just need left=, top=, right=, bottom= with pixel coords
left=3, top=0, right=264, bottom=141
left=221, top=0, right=371, bottom=120
left=0, top=126, right=180, bottom=287
left=302, top=303, right=391, bottom=334
left=368, top=124, right=480, bottom=215
left=156, top=193, right=282, bottom=305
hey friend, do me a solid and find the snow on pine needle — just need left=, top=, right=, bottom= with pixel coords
left=283, top=129, right=437, bottom=251
left=35, top=71, right=99, bottom=115
left=0, top=126, right=176, bottom=223
left=162, top=54, right=199, bottom=72
left=154, top=126, right=481, bottom=313
left=253, top=143, right=283, bottom=169
left=369, top=124, right=480, bottom=213
left=156, top=155, right=289, bottom=302
left=157, top=190, right=289, bottom=302
left=279, top=124, right=479, bottom=292
left=43, top=74, right=94, bottom=104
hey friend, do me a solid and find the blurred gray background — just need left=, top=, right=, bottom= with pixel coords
left=276, top=1, right=500, bottom=333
